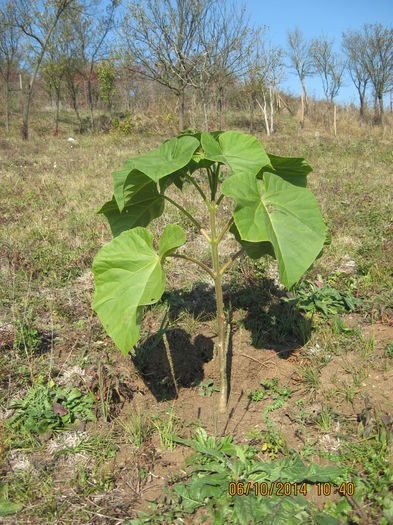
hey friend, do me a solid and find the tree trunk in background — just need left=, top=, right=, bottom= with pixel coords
left=301, top=78, right=309, bottom=112
left=22, top=89, right=32, bottom=140
left=333, top=104, right=337, bottom=137
left=88, top=76, right=94, bottom=129
left=378, top=90, right=385, bottom=128
left=19, top=6, right=66, bottom=140
left=178, top=89, right=185, bottom=132
left=269, top=86, right=274, bottom=134
left=54, top=89, right=60, bottom=136
left=4, top=79, right=9, bottom=134
left=373, top=91, right=378, bottom=123
left=359, top=89, right=366, bottom=117
left=300, top=88, right=304, bottom=128
left=203, top=96, right=208, bottom=131
left=249, top=94, right=254, bottom=133
left=217, top=85, right=223, bottom=130
left=70, top=91, right=82, bottom=130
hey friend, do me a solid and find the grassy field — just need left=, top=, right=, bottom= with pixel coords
left=0, top=109, right=393, bottom=524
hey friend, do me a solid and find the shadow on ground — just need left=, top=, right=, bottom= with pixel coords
left=132, top=273, right=311, bottom=402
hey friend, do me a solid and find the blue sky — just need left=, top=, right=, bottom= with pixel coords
left=245, top=0, right=393, bottom=104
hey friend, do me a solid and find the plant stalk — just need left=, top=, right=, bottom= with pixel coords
left=210, top=203, right=227, bottom=414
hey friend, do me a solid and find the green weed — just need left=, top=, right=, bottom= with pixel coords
left=198, top=379, right=220, bottom=397
left=118, top=411, right=154, bottom=448
left=131, top=427, right=344, bottom=524
left=7, top=383, right=95, bottom=434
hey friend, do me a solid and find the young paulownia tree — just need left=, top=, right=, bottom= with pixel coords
left=92, top=131, right=326, bottom=413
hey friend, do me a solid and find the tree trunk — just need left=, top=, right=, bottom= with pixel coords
left=178, top=89, right=185, bottom=132
left=217, top=85, right=223, bottom=130
left=88, top=76, right=94, bottom=129
left=54, top=89, right=60, bottom=136
left=373, top=91, right=379, bottom=123
left=203, top=93, right=208, bottom=131
left=249, top=94, right=254, bottom=133
left=269, top=86, right=274, bottom=134
left=20, top=6, right=66, bottom=140
left=359, top=92, right=365, bottom=117
left=22, top=87, right=32, bottom=140
left=256, top=96, right=270, bottom=136
left=333, top=104, right=337, bottom=137
left=71, top=92, right=82, bottom=130
left=300, top=88, right=304, bottom=128
left=4, top=78, right=9, bottom=134
left=301, top=78, right=309, bottom=112
left=378, top=90, right=384, bottom=128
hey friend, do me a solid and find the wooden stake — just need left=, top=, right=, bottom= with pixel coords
left=333, top=104, right=337, bottom=137
left=163, top=333, right=179, bottom=399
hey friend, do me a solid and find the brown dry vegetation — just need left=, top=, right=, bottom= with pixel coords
left=0, top=106, right=393, bottom=524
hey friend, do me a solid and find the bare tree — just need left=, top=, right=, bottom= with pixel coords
left=286, top=27, right=314, bottom=110
left=41, top=41, right=66, bottom=135
left=74, top=0, right=118, bottom=129
left=342, top=29, right=370, bottom=117
left=59, top=9, right=84, bottom=129
left=189, top=1, right=251, bottom=130
left=361, top=24, right=393, bottom=126
left=121, top=0, right=213, bottom=132
left=11, top=0, right=74, bottom=139
left=0, top=2, right=21, bottom=133
left=202, top=1, right=252, bottom=129
left=246, top=30, right=284, bottom=135
left=311, top=35, right=344, bottom=104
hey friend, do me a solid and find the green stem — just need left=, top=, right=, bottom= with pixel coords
left=185, top=173, right=209, bottom=204
left=170, top=253, right=215, bottom=280
left=210, top=203, right=227, bottom=414
left=216, top=193, right=225, bottom=206
left=163, top=195, right=211, bottom=243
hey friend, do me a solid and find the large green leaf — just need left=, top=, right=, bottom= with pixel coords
left=111, top=160, right=134, bottom=211
left=201, top=131, right=271, bottom=176
left=230, top=223, right=275, bottom=260
left=259, top=154, right=312, bottom=188
left=99, top=186, right=164, bottom=237
left=92, top=226, right=184, bottom=356
left=159, top=224, right=186, bottom=260
left=130, top=135, right=199, bottom=182
left=108, top=136, right=199, bottom=211
left=222, top=172, right=326, bottom=288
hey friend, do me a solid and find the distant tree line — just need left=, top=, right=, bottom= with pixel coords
left=0, top=0, right=392, bottom=139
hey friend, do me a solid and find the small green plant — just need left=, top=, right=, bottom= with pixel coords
left=92, top=131, right=326, bottom=412
left=14, top=308, right=40, bottom=354
left=151, top=407, right=180, bottom=451
left=316, top=401, right=332, bottom=432
left=118, top=410, right=154, bottom=448
left=7, top=383, right=95, bottom=434
left=261, top=418, right=287, bottom=459
left=198, top=379, right=220, bottom=397
left=284, top=278, right=359, bottom=318
left=131, top=427, right=344, bottom=524
left=384, top=342, right=393, bottom=358
left=248, top=377, right=293, bottom=413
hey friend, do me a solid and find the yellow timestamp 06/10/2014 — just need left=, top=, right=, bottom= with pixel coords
left=228, top=481, right=308, bottom=497
left=228, top=481, right=355, bottom=497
